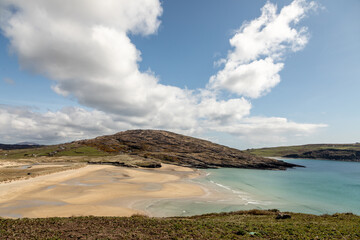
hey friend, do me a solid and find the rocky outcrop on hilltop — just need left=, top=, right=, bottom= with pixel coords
left=284, top=149, right=360, bottom=162
left=78, top=129, right=302, bottom=170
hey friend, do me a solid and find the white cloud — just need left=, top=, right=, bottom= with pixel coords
left=0, top=105, right=130, bottom=144
left=1, top=0, right=165, bottom=117
left=210, top=58, right=283, bottom=98
left=0, top=0, right=251, bottom=131
left=209, top=0, right=317, bottom=98
left=210, top=117, right=327, bottom=146
left=0, top=0, right=325, bottom=146
left=0, top=105, right=327, bottom=146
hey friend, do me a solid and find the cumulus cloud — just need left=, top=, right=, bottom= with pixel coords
left=0, top=0, right=249, bottom=128
left=211, top=117, right=327, bottom=145
left=0, top=105, right=130, bottom=144
left=0, top=0, right=164, bottom=117
left=209, top=0, right=317, bottom=98
left=0, top=0, right=325, bottom=146
left=0, top=105, right=326, bottom=146
left=210, top=58, right=284, bottom=98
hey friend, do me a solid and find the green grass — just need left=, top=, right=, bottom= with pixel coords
left=0, top=144, right=108, bottom=159
left=0, top=210, right=359, bottom=239
left=55, top=146, right=108, bottom=156
left=0, top=146, right=59, bottom=159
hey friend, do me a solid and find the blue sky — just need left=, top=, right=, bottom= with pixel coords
left=0, top=0, right=359, bottom=148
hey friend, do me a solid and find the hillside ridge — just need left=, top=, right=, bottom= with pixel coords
left=248, top=143, right=360, bottom=162
left=0, top=143, right=43, bottom=150
left=77, top=129, right=301, bottom=169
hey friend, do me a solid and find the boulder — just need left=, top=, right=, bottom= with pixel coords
left=275, top=213, right=291, bottom=219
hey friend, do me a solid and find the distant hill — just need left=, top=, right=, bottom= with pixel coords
left=77, top=129, right=300, bottom=170
left=248, top=143, right=360, bottom=162
left=15, top=142, right=40, bottom=146
left=0, top=143, right=42, bottom=150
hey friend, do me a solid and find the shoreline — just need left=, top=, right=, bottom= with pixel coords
left=0, top=163, right=207, bottom=218
left=1, top=160, right=359, bottom=218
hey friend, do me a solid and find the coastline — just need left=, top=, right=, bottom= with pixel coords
left=0, top=164, right=206, bottom=218
left=2, top=158, right=358, bottom=218
left=135, top=170, right=269, bottom=217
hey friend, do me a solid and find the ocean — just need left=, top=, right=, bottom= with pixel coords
left=143, top=159, right=360, bottom=217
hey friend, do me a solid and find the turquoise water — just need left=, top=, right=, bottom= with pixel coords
left=144, top=159, right=360, bottom=217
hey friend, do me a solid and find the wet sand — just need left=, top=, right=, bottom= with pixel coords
left=0, top=164, right=205, bottom=218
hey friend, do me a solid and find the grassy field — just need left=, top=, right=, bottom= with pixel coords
left=0, top=144, right=109, bottom=160
left=247, top=143, right=360, bottom=157
left=0, top=210, right=359, bottom=239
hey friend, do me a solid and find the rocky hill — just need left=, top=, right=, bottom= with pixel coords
left=248, top=144, right=360, bottom=162
left=77, top=129, right=301, bottom=170
left=283, top=149, right=360, bottom=161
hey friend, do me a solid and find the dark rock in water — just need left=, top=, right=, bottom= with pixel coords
left=78, top=129, right=302, bottom=170
left=275, top=213, right=291, bottom=219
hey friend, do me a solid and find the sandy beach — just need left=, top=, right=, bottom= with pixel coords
left=0, top=164, right=205, bottom=218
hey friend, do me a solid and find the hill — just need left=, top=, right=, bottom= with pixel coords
left=1, top=130, right=301, bottom=170
left=15, top=142, right=40, bottom=146
left=77, top=129, right=300, bottom=170
left=248, top=143, right=360, bottom=162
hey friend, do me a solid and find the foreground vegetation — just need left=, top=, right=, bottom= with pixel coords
left=0, top=210, right=359, bottom=239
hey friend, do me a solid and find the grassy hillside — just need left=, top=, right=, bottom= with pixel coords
left=0, top=210, right=359, bottom=239
left=248, top=143, right=360, bottom=161
left=0, top=143, right=109, bottom=159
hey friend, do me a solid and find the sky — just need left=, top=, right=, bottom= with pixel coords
left=0, top=0, right=359, bottom=149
